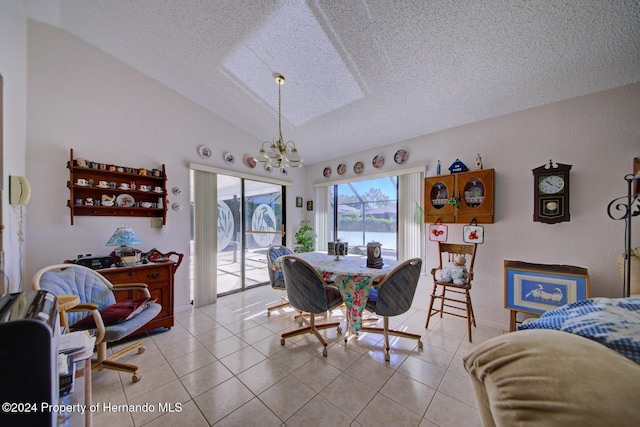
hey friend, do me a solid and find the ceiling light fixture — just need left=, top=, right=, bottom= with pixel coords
left=255, top=73, right=303, bottom=169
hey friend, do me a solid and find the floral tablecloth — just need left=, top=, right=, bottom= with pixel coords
left=274, top=252, right=399, bottom=331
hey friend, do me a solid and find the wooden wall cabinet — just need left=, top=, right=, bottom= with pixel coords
left=67, top=148, right=168, bottom=225
left=98, top=260, right=179, bottom=334
left=424, top=168, right=495, bottom=224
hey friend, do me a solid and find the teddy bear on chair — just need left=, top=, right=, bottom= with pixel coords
left=440, top=255, right=469, bottom=285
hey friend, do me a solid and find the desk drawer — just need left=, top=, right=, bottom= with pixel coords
left=102, top=266, right=169, bottom=285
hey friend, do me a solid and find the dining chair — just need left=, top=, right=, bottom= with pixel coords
left=426, top=242, right=478, bottom=342
left=360, top=258, right=423, bottom=361
left=33, top=264, right=162, bottom=382
left=266, top=245, right=294, bottom=315
left=279, top=255, right=343, bottom=356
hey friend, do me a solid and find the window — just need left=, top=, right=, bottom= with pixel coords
left=329, top=177, right=398, bottom=258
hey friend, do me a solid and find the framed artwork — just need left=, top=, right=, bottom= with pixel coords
left=504, top=260, right=590, bottom=315
left=296, top=197, right=303, bottom=208
left=307, top=200, right=313, bottom=211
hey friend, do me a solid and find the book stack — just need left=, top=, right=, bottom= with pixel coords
left=58, top=331, right=95, bottom=396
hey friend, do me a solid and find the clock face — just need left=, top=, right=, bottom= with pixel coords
left=373, top=246, right=381, bottom=258
left=538, top=175, right=565, bottom=194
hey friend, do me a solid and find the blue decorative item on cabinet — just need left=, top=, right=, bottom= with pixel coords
left=449, top=158, right=468, bottom=174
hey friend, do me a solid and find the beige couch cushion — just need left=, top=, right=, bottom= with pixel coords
left=464, top=329, right=640, bottom=427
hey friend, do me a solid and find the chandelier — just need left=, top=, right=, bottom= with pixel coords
left=255, top=73, right=303, bottom=168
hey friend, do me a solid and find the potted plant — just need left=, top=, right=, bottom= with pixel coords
left=294, top=220, right=316, bottom=253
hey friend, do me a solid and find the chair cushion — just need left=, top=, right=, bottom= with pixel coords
left=39, top=268, right=116, bottom=325
left=70, top=298, right=156, bottom=329
left=103, top=303, right=162, bottom=342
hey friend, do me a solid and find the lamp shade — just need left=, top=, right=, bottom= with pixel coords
left=106, top=227, right=142, bottom=246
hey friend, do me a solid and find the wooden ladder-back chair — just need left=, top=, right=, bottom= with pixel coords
left=426, top=242, right=478, bottom=342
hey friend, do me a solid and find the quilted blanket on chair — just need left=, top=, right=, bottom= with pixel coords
left=518, top=297, right=640, bottom=364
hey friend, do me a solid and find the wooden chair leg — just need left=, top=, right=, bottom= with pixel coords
left=425, top=284, right=438, bottom=329
left=466, top=290, right=473, bottom=342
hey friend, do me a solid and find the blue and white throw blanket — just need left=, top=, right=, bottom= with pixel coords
left=518, top=297, right=640, bottom=364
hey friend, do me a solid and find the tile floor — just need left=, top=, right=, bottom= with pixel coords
left=91, top=276, right=505, bottom=426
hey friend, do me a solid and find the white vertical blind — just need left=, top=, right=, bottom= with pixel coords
left=398, top=172, right=424, bottom=261
left=193, top=170, right=218, bottom=307
left=315, top=186, right=330, bottom=251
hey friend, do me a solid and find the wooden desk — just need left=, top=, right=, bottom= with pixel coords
left=98, top=260, right=179, bottom=333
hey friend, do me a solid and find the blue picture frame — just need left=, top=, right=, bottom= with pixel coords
left=504, top=260, right=590, bottom=315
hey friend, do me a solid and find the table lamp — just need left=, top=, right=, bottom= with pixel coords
left=106, top=226, right=142, bottom=266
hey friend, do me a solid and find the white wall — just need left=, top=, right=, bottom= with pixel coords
left=25, top=21, right=306, bottom=311
left=0, top=2, right=29, bottom=292
left=307, top=84, right=640, bottom=328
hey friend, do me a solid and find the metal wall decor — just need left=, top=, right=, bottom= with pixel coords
left=606, top=158, right=640, bottom=297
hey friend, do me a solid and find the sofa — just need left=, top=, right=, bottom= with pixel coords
left=463, top=298, right=640, bottom=427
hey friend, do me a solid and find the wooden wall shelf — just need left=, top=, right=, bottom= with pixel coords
left=67, top=148, right=168, bottom=225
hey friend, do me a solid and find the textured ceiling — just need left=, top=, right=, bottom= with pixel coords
left=26, top=0, right=640, bottom=166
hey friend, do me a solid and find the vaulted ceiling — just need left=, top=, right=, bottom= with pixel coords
left=27, top=0, right=640, bottom=165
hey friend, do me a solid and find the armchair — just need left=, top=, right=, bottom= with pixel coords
left=266, top=245, right=294, bottom=315
left=279, top=255, right=343, bottom=356
left=32, top=264, right=161, bottom=382
left=361, top=258, right=423, bottom=361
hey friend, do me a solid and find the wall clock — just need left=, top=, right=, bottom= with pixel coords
left=532, top=160, right=572, bottom=224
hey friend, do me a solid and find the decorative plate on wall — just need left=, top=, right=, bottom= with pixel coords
left=323, top=167, right=331, bottom=178
left=373, top=155, right=385, bottom=168
left=198, top=145, right=212, bottom=158
left=244, top=155, right=256, bottom=169
left=224, top=152, right=235, bottom=164
left=394, top=149, right=409, bottom=164
left=337, top=163, right=347, bottom=175
left=354, top=161, right=364, bottom=175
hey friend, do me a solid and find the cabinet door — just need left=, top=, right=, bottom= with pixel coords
left=424, top=175, right=455, bottom=223
left=456, top=169, right=494, bottom=223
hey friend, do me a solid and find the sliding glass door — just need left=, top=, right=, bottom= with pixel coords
left=216, top=175, right=284, bottom=295
left=243, top=180, right=284, bottom=291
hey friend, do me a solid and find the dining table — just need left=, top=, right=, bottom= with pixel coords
left=274, top=251, right=400, bottom=336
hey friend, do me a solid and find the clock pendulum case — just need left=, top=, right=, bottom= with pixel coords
left=532, top=160, right=572, bottom=224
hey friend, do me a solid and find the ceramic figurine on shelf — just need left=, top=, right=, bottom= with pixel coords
left=436, top=160, right=441, bottom=175
left=475, top=154, right=483, bottom=170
